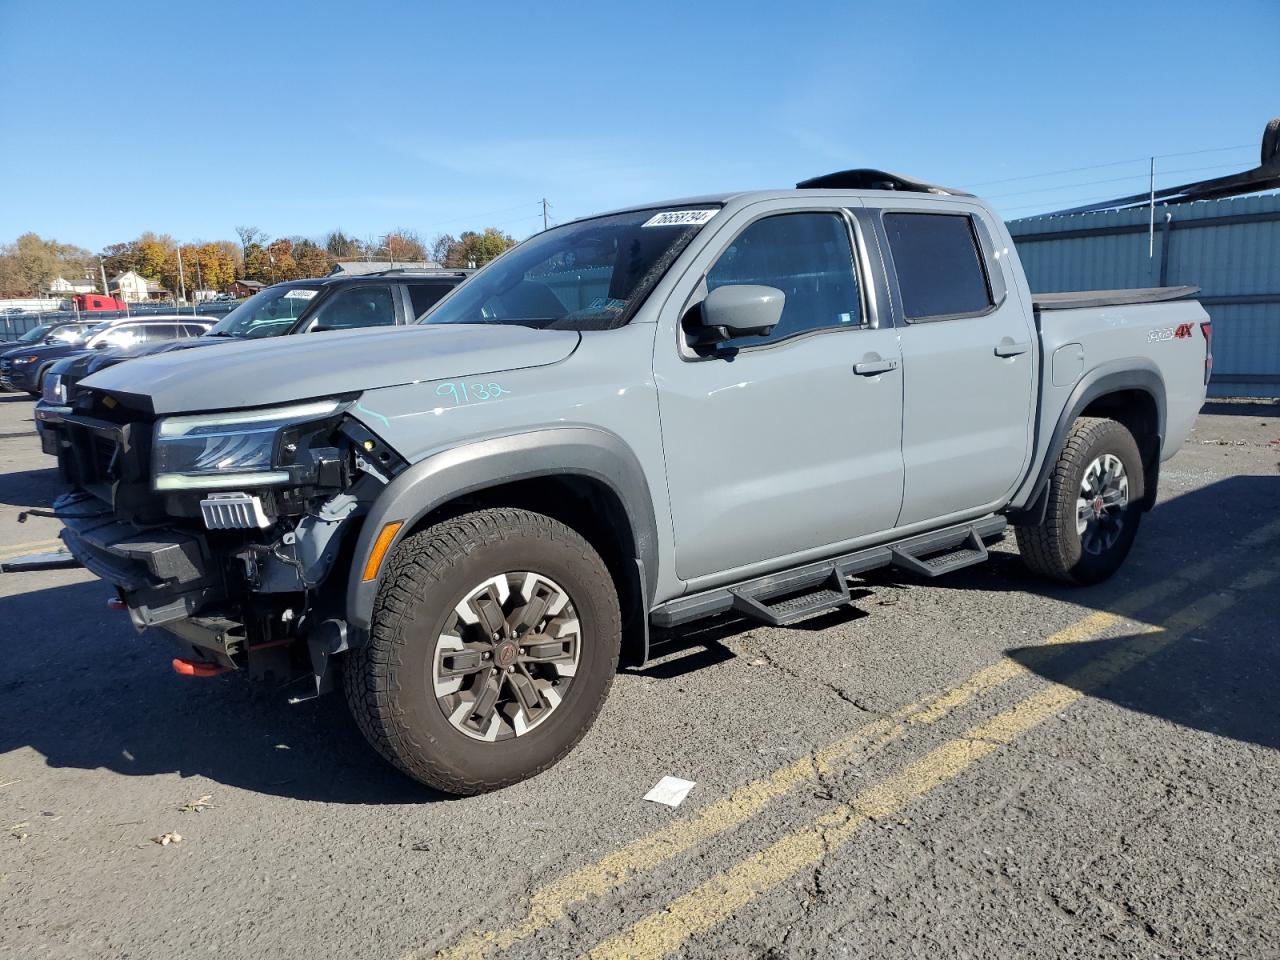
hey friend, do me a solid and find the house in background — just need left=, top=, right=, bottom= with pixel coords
left=49, top=276, right=96, bottom=295
left=226, top=279, right=265, bottom=298
left=108, top=270, right=151, bottom=302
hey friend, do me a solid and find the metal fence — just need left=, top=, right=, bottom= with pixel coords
left=1008, top=193, right=1280, bottom=398
left=0, top=302, right=238, bottom=342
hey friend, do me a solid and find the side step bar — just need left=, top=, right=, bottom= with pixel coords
left=650, top=516, right=1006, bottom=630
left=890, top=528, right=988, bottom=578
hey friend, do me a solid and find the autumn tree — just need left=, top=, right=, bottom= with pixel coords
left=292, top=238, right=331, bottom=279
left=100, top=240, right=142, bottom=280
left=442, top=228, right=516, bottom=268
left=325, top=229, right=362, bottom=261
left=429, top=233, right=454, bottom=265
left=383, top=229, right=427, bottom=263
left=266, top=238, right=299, bottom=281
left=242, top=240, right=271, bottom=282
left=134, top=232, right=174, bottom=285
left=0, top=233, right=94, bottom=296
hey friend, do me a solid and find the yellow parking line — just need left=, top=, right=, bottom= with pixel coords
left=423, top=518, right=1280, bottom=960
left=583, top=577, right=1272, bottom=960
left=0, top=537, right=65, bottom=560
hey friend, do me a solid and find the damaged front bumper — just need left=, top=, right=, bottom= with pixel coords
left=56, top=489, right=362, bottom=694
left=57, top=491, right=239, bottom=667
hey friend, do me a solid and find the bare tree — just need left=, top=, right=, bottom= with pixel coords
left=235, top=225, right=266, bottom=258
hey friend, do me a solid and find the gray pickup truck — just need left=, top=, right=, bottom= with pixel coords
left=55, top=170, right=1211, bottom=794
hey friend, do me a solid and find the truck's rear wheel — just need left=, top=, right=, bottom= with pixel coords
left=1015, top=417, right=1145, bottom=585
left=344, top=507, right=620, bottom=795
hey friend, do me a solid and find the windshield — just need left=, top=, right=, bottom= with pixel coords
left=19, top=325, right=50, bottom=343
left=207, top=285, right=322, bottom=338
left=49, top=325, right=89, bottom=343
left=421, top=207, right=719, bottom=330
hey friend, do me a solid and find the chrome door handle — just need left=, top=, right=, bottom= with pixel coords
left=994, top=338, right=1030, bottom=357
left=853, top=357, right=899, bottom=376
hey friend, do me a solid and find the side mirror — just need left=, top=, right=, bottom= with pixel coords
left=690, top=284, right=785, bottom=346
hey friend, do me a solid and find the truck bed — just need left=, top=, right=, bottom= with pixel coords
left=1032, top=285, right=1200, bottom=311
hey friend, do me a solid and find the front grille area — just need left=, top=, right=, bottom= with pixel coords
left=92, top=434, right=119, bottom=482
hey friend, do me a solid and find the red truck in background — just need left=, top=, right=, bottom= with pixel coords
left=74, top=294, right=129, bottom=311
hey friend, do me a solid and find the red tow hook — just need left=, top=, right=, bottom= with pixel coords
left=171, top=658, right=233, bottom=678
left=107, top=597, right=127, bottom=611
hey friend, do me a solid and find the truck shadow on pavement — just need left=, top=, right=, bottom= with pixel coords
left=989, top=474, right=1279, bottom=753
left=0, top=579, right=443, bottom=804
left=1007, top=618, right=1280, bottom=752
left=0, top=467, right=64, bottom=511
left=3, top=476, right=1275, bottom=801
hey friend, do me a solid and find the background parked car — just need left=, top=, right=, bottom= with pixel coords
left=0, top=316, right=209, bottom=395
left=0, top=319, right=96, bottom=352
left=35, top=269, right=471, bottom=453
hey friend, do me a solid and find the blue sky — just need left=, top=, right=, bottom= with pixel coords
left=2, top=0, right=1276, bottom=250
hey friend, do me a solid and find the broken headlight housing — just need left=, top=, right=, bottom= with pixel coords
left=152, top=399, right=346, bottom=491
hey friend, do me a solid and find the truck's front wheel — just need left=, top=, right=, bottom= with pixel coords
left=344, top=507, right=620, bottom=795
left=1015, top=417, right=1145, bottom=585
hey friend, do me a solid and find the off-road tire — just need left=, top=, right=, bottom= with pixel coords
left=343, top=507, right=620, bottom=795
left=1015, top=417, right=1144, bottom=585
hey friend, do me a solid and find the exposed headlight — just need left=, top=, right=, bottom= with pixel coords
left=13, top=355, right=38, bottom=364
left=42, top=373, right=65, bottom=405
left=153, top=399, right=343, bottom=491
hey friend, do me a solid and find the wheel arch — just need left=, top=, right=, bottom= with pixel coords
left=345, top=427, right=659, bottom=661
left=1010, top=360, right=1166, bottom=526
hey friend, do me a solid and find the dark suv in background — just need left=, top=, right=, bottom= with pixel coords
left=2, top=317, right=210, bottom=395
left=36, top=269, right=471, bottom=455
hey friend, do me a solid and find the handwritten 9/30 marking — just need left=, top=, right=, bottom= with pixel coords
left=435, top=381, right=512, bottom=407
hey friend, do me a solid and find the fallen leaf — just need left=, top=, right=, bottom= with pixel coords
left=152, top=832, right=183, bottom=846
left=180, top=795, right=213, bottom=813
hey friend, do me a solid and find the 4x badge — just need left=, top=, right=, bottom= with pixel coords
left=1148, top=322, right=1195, bottom=342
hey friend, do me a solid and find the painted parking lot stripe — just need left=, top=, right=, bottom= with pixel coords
left=581, top=570, right=1277, bottom=960
left=420, top=520, right=1280, bottom=960
left=0, top=537, right=64, bottom=560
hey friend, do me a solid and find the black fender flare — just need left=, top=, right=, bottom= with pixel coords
left=344, top=426, right=660, bottom=632
left=1009, top=360, right=1167, bottom=526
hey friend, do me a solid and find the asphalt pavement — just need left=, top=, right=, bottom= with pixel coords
left=1, top=392, right=1278, bottom=960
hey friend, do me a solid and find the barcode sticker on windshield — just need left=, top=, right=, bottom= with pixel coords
left=284, top=289, right=317, bottom=300
left=642, top=209, right=718, bottom=228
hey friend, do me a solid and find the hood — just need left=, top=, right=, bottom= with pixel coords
left=83, top=335, right=230, bottom=376
left=81, top=324, right=581, bottom=414
left=1, top=340, right=80, bottom=362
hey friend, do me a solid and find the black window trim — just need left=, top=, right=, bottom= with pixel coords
left=678, top=206, right=874, bottom=359
left=877, top=208, right=1008, bottom=325
left=299, top=280, right=400, bottom=333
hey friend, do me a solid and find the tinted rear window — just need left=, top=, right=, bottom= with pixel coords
left=408, top=283, right=454, bottom=319
left=883, top=213, right=992, bottom=320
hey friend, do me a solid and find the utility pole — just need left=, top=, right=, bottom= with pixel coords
left=100, top=258, right=109, bottom=298
left=542, top=198, right=551, bottom=231
left=176, top=244, right=187, bottom=307
left=1148, top=157, right=1156, bottom=258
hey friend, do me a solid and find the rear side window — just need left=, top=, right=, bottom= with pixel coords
left=407, top=283, right=454, bottom=320
left=883, top=213, right=992, bottom=320
left=308, top=284, right=396, bottom=331
left=704, top=212, right=862, bottom=347
left=139, top=324, right=185, bottom=343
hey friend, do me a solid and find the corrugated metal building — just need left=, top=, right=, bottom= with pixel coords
left=1008, top=194, right=1280, bottom=398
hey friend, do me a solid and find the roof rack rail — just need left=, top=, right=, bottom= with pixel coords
left=366, top=268, right=475, bottom=277
left=796, top=168, right=973, bottom=197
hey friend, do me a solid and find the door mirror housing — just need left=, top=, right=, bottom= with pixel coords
left=690, top=284, right=785, bottom=346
